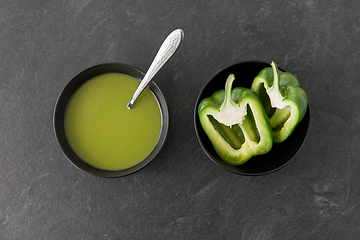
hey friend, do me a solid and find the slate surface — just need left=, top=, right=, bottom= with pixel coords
left=0, top=0, right=359, bottom=239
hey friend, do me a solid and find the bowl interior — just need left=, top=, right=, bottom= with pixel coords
left=54, top=63, right=169, bottom=177
left=194, top=61, right=310, bottom=175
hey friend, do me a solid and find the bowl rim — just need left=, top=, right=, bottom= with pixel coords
left=194, top=61, right=310, bottom=176
left=53, top=62, right=169, bottom=177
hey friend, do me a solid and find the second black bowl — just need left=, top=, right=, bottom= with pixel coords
left=194, top=61, right=310, bottom=175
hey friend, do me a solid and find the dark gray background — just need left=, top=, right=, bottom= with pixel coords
left=0, top=0, right=359, bottom=239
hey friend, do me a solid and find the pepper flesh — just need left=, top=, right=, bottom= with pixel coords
left=198, top=74, right=272, bottom=165
left=251, top=62, right=308, bottom=143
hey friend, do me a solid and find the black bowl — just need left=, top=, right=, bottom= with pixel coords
left=194, top=61, right=310, bottom=175
left=53, top=63, right=169, bottom=177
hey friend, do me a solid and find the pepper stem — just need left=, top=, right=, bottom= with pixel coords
left=271, top=61, right=280, bottom=93
left=221, top=74, right=236, bottom=110
left=217, top=74, right=246, bottom=126
left=267, top=61, right=286, bottom=109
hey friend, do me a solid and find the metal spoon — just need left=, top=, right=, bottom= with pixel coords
left=126, top=29, right=184, bottom=109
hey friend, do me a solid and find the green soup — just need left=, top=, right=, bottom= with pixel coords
left=64, top=73, right=162, bottom=171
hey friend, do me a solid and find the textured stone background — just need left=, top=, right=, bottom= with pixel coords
left=0, top=0, right=359, bottom=239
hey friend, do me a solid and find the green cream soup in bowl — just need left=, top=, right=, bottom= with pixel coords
left=54, top=63, right=169, bottom=177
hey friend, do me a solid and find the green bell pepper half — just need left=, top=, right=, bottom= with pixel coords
left=251, top=62, right=308, bottom=143
left=198, top=74, right=273, bottom=165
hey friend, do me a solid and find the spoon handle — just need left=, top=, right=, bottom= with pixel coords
left=127, top=29, right=184, bottom=109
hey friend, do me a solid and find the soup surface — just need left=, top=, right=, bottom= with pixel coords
left=65, top=73, right=162, bottom=171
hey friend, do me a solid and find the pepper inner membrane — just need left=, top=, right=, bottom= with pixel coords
left=270, top=106, right=291, bottom=131
left=242, top=104, right=260, bottom=143
left=258, top=83, right=291, bottom=131
left=258, top=83, right=276, bottom=117
left=208, top=104, right=260, bottom=150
